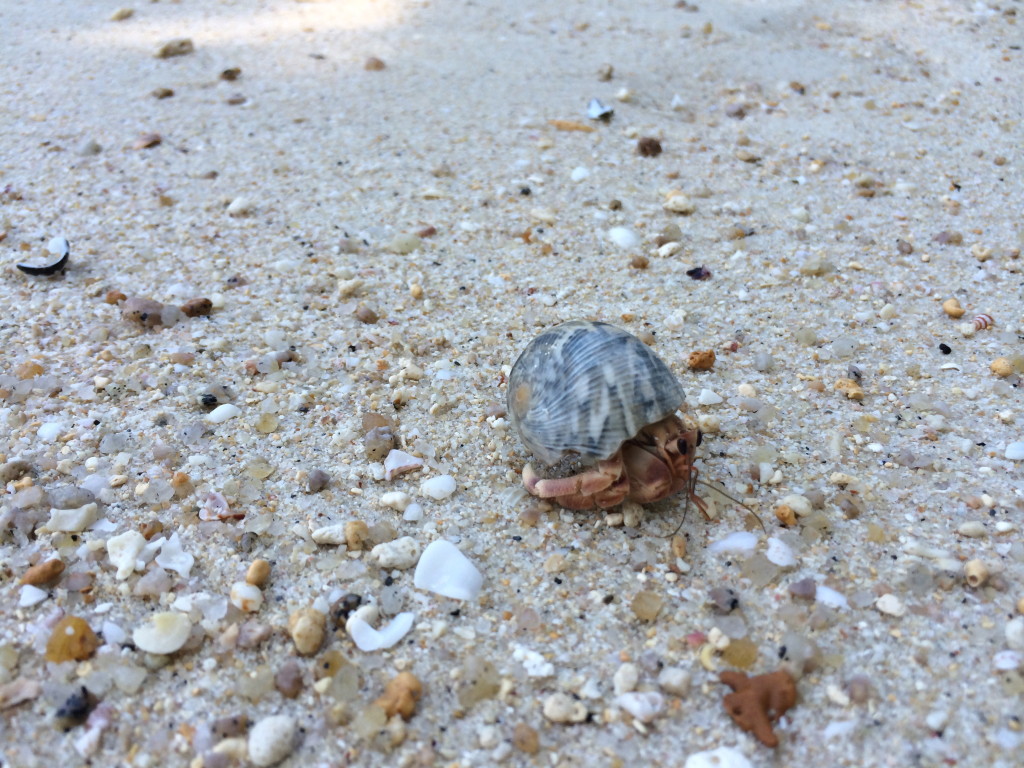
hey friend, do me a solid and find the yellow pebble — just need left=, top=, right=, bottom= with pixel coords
left=1017, top=596, right=1024, bottom=615
left=991, top=357, right=1013, bottom=378
left=942, top=298, right=965, bottom=318
left=246, top=558, right=271, bottom=588
left=775, top=504, right=797, bottom=526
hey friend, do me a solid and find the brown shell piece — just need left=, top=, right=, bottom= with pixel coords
left=720, top=669, right=797, bottom=747
left=45, top=616, right=100, bottom=663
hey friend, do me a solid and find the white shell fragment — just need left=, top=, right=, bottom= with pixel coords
left=707, top=531, right=759, bottom=556
left=587, top=97, right=613, bottom=120
left=608, top=227, right=639, bottom=248
left=384, top=449, right=424, bottom=480
left=615, top=691, right=665, bottom=723
left=507, top=321, right=684, bottom=465
left=346, top=611, right=415, bottom=651
left=154, top=532, right=194, bottom=577
left=206, top=403, right=241, bottom=423
left=1005, top=442, right=1024, bottom=461
left=132, top=611, right=192, bottom=654
left=421, top=474, right=456, bottom=500
left=107, top=530, right=147, bottom=579
left=40, top=503, right=99, bottom=533
left=370, top=536, right=421, bottom=570
left=414, top=539, right=483, bottom=600
left=765, top=537, right=797, bottom=567
left=19, top=584, right=49, bottom=607
left=875, top=593, right=906, bottom=617
left=16, top=236, right=70, bottom=276
left=379, top=491, right=411, bottom=511
left=311, top=524, right=347, bottom=545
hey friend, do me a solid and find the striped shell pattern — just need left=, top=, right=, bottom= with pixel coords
left=508, top=321, right=685, bottom=466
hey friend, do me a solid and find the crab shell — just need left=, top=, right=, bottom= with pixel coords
left=507, top=321, right=685, bottom=466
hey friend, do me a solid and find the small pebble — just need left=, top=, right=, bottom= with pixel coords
left=1004, top=442, right=1024, bottom=461
left=657, top=667, right=691, bottom=697
left=154, top=38, right=194, bottom=58
left=206, top=403, right=241, bottom=423
left=631, top=590, right=664, bottom=621
left=380, top=491, right=412, bottom=512
left=42, top=502, right=99, bottom=533
left=875, top=593, right=906, bottom=617
left=246, top=559, right=271, bottom=587
left=421, top=474, right=456, bottom=500
left=613, top=662, right=638, bottom=695
left=230, top=582, right=263, bottom=612
left=688, top=349, right=716, bottom=371
left=1006, top=618, right=1024, bottom=651
left=387, top=233, right=421, bottom=254
left=542, top=692, right=587, bottom=723
left=663, top=193, right=695, bottom=214
left=708, top=587, right=739, bottom=613
left=608, top=227, right=640, bottom=248
left=942, top=298, right=966, bottom=318
left=373, top=672, right=423, bottom=720
left=991, top=358, right=1013, bottom=378
left=364, top=56, right=386, bottom=70
left=345, top=520, right=370, bottom=550
left=636, top=137, right=663, bottom=157
left=248, top=715, right=298, bottom=767
left=288, top=608, right=326, bottom=655
left=180, top=297, right=213, bottom=317
left=304, top=469, right=330, bottom=493
left=226, top=197, right=253, bottom=216
left=122, top=297, right=166, bottom=327
left=311, top=523, right=347, bottom=546
left=21, top=558, right=65, bottom=586
left=383, top=449, right=423, bottom=480
left=274, top=659, right=304, bottom=698
left=132, top=611, right=192, bottom=655
left=512, top=723, right=540, bottom=753
left=697, top=388, right=723, bottom=405
left=19, top=585, right=48, bottom=607
left=371, top=536, right=421, bottom=570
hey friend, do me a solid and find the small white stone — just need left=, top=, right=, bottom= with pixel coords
left=37, top=422, right=64, bottom=442
left=1006, top=617, right=1024, bottom=651
left=570, top=166, right=591, bottom=181
left=133, top=611, right=192, bottom=654
left=379, top=491, right=411, bottom=511
left=608, top=227, right=640, bottom=248
left=226, top=197, right=254, bottom=217
left=697, top=388, right=723, bottom=405
left=513, top=644, right=554, bottom=678
left=765, top=536, right=796, bottom=567
left=311, top=524, right=347, bottom=545
left=613, top=662, right=639, bottom=696
left=875, top=593, right=906, bottom=617
left=707, top=531, right=758, bottom=556
left=826, top=683, right=850, bottom=707
left=403, top=502, right=424, bottom=522
left=615, top=691, right=665, bottom=723
left=663, top=193, right=695, bottom=214
left=1005, top=442, right=1024, bottom=461
left=684, top=746, right=753, bottom=768
left=370, top=536, right=421, bottom=570
left=925, top=710, right=949, bottom=732
left=41, top=503, right=99, bottom=533
left=657, top=667, right=690, bottom=697
left=957, top=521, right=987, bottom=538
left=542, top=692, right=587, bottom=723
left=19, top=584, right=49, bottom=607
left=413, top=539, right=483, bottom=600
left=421, top=474, right=457, bottom=500
left=657, top=241, right=683, bottom=258
left=230, top=581, right=263, bottom=612
left=346, top=611, right=414, bottom=651
left=206, top=403, right=241, bottom=423
left=993, top=650, right=1023, bottom=671
left=248, top=715, right=298, bottom=767
left=107, top=530, right=147, bottom=579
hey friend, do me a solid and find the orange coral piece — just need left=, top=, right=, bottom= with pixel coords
left=720, top=669, right=797, bottom=748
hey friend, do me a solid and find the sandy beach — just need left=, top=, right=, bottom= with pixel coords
left=1, top=1, right=1022, bottom=766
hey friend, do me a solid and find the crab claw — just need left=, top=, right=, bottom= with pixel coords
left=522, top=459, right=628, bottom=510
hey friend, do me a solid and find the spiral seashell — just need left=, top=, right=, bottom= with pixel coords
left=507, top=321, right=684, bottom=466
left=973, top=313, right=994, bottom=331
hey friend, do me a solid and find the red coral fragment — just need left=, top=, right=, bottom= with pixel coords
left=720, top=669, right=797, bottom=747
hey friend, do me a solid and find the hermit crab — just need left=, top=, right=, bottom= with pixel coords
left=507, top=320, right=706, bottom=513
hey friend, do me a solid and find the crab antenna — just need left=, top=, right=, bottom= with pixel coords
left=694, top=478, right=766, bottom=534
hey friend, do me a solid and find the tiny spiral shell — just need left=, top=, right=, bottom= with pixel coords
left=973, top=314, right=994, bottom=331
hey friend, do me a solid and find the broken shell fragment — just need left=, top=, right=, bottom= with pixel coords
left=16, top=236, right=69, bottom=276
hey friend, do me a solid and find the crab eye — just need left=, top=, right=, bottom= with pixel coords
left=696, top=430, right=703, bottom=446
left=676, top=438, right=689, bottom=454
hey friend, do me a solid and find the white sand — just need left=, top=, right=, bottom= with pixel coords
left=1, top=1, right=1022, bottom=766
